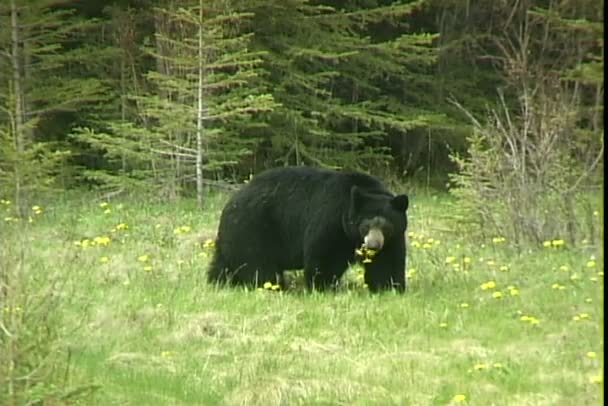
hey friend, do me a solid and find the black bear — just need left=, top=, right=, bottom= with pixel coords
left=207, top=166, right=409, bottom=292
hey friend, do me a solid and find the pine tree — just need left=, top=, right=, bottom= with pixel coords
left=74, top=0, right=277, bottom=205
left=0, top=0, right=105, bottom=215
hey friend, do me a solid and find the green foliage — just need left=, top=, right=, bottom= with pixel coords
left=449, top=93, right=603, bottom=247
left=0, top=0, right=106, bottom=214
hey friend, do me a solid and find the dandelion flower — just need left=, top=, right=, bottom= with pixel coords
left=492, top=237, right=505, bottom=244
left=543, top=241, right=552, bottom=247
left=203, top=239, right=216, bottom=249
left=463, top=257, right=471, bottom=264
left=492, top=291, right=503, bottom=299
left=460, top=303, right=469, bottom=308
left=94, top=236, right=111, bottom=246
left=551, top=240, right=565, bottom=247
left=586, top=352, right=597, bottom=358
left=445, top=256, right=457, bottom=264
left=99, top=256, right=109, bottom=263
left=439, top=322, right=448, bottom=328
left=473, top=363, right=488, bottom=370
left=138, top=255, right=150, bottom=262
left=452, top=394, right=466, bottom=403
left=586, top=261, right=596, bottom=268
left=559, top=265, right=569, bottom=272
left=589, top=375, right=602, bottom=384
left=481, top=281, right=496, bottom=290
left=263, top=282, right=273, bottom=289
left=143, top=266, right=153, bottom=272
left=499, top=265, right=509, bottom=272
left=115, top=223, right=128, bottom=231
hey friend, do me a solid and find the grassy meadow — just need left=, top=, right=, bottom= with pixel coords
left=0, top=191, right=604, bottom=405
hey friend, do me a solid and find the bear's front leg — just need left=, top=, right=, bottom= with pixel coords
left=363, top=236, right=406, bottom=293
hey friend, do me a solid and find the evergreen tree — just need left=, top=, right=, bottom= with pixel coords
left=0, top=0, right=105, bottom=215
left=74, top=0, right=277, bottom=204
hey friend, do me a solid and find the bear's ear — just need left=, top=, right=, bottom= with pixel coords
left=391, top=194, right=409, bottom=212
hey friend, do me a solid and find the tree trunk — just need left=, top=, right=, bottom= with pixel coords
left=196, top=0, right=205, bottom=208
left=10, top=0, right=25, bottom=217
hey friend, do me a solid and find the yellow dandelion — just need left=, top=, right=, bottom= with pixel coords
left=161, top=351, right=174, bottom=358
left=460, top=303, right=469, bottom=308
left=499, top=265, right=509, bottom=272
left=551, top=239, right=565, bottom=247
left=99, top=256, right=109, bottom=264
left=32, top=205, right=43, bottom=214
left=579, top=313, right=590, bottom=319
left=492, top=363, right=503, bottom=368
left=559, top=265, right=569, bottom=272
left=492, top=291, right=503, bottom=299
left=473, top=363, right=488, bottom=370
left=452, top=394, right=466, bottom=403
left=439, top=322, right=448, bottom=328
left=271, top=284, right=281, bottom=291
left=480, top=281, right=496, bottom=290
left=486, top=260, right=496, bottom=267
left=263, top=282, right=273, bottom=289
left=463, top=257, right=471, bottom=264
left=122, top=280, right=130, bottom=286
left=543, top=241, right=552, bottom=247
left=407, top=231, right=415, bottom=238
left=94, top=236, right=111, bottom=246
left=427, top=238, right=435, bottom=244
left=492, top=237, right=505, bottom=244
left=422, top=243, right=432, bottom=249
left=104, top=209, right=111, bottom=214
left=572, top=316, right=581, bottom=321
left=570, top=273, right=580, bottom=281
left=115, top=223, right=128, bottom=231
left=597, top=271, right=604, bottom=277
left=585, top=298, right=593, bottom=303
left=99, top=202, right=109, bottom=208
left=586, top=352, right=597, bottom=358
left=143, top=266, right=153, bottom=272
left=411, top=241, right=421, bottom=248
left=509, top=288, right=519, bottom=296
left=138, top=255, right=150, bottom=262
left=586, top=261, right=596, bottom=268
left=445, top=256, right=457, bottom=264
left=589, top=375, right=602, bottom=384
left=203, top=239, right=216, bottom=249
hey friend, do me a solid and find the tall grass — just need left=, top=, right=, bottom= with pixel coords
left=0, top=191, right=603, bottom=405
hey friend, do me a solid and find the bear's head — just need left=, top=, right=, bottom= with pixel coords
left=346, top=186, right=409, bottom=251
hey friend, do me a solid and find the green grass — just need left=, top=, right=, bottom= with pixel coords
left=0, top=192, right=603, bottom=405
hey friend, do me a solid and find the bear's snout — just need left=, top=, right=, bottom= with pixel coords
left=363, top=228, right=384, bottom=250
